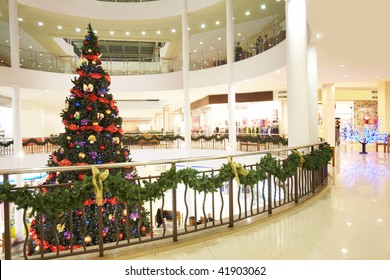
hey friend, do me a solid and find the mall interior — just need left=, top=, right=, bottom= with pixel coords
left=0, top=0, right=390, bottom=261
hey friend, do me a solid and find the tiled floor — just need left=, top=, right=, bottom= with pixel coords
left=81, top=145, right=390, bottom=260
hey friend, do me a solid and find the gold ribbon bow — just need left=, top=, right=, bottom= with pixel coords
left=91, top=166, right=109, bottom=206
left=228, top=157, right=249, bottom=185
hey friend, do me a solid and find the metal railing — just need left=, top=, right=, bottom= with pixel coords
left=0, top=142, right=329, bottom=260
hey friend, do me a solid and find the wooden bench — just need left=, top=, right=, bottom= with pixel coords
left=155, top=210, right=182, bottom=226
left=376, top=136, right=389, bottom=153
left=239, top=141, right=266, bottom=151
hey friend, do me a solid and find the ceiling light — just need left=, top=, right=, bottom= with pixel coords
left=38, top=22, right=43, bottom=26
left=316, top=33, right=321, bottom=39
left=238, top=33, right=242, bottom=36
left=18, top=17, right=23, bottom=22
left=156, top=30, right=161, bottom=34
left=218, top=37, right=221, bottom=40
left=194, top=50, right=197, bottom=53
left=29, top=45, right=32, bottom=49
left=57, top=25, right=62, bottom=30
left=344, top=75, right=350, bottom=78
left=110, top=31, right=114, bottom=35
left=141, top=31, right=146, bottom=35
left=200, top=41, right=203, bottom=44
left=261, top=4, right=267, bottom=10
left=76, top=28, right=81, bottom=32
left=201, top=24, right=206, bottom=29
left=339, top=64, right=346, bottom=67
left=187, top=27, right=191, bottom=31
left=125, top=31, right=130, bottom=35
left=215, top=21, right=220, bottom=25
left=245, top=11, right=250, bottom=16
left=94, top=30, right=98, bottom=34
left=171, top=28, right=176, bottom=33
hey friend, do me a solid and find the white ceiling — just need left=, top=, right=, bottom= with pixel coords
left=1, top=0, right=390, bottom=120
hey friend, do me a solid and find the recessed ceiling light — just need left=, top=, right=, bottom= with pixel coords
left=194, top=50, right=197, bottom=53
left=110, top=31, right=114, bottom=35
left=344, top=75, right=350, bottom=78
left=125, top=31, right=130, bottom=35
left=141, top=31, right=146, bottom=35
left=94, top=30, right=98, bottom=34
left=18, top=17, right=23, bottom=22
left=201, top=24, right=206, bottom=29
left=215, top=21, right=220, bottom=25
left=261, top=4, right=266, bottom=10
left=76, top=28, right=81, bottom=32
left=316, top=33, right=321, bottom=39
left=338, top=64, right=346, bottom=68
left=275, top=69, right=280, bottom=74
left=57, top=25, right=62, bottom=30
left=38, top=22, right=43, bottom=26
left=238, top=33, right=242, bottom=36
left=5, top=40, right=8, bottom=43
left=245, top=11, right=250, bottom=16
left=171, top=28, right=176, bottom=33
left=156, top=30, right=161, bottom=34
left=29, top=45, right=32, bottom=49
left=218, top=37, right=221, bottom=40
left=200, top=41, right=203, bottom=44
left=187, top=27, right=191, bottom=31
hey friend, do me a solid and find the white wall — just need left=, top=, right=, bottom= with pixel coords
left=20, top=110, right=63, bottom=138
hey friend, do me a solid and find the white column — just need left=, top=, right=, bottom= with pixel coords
left=226, top=0, right=237, bottom=150
left=181, top=0, right=191, bottom=153
left=377, top=81, right=390, bottom=133
left=322, top=84, right=336, bottom=146
left=281, top=100, right=288, bottom=136
left=9, top=0, right=24, bottom=242
left=307, top=44, right=319, bottom=143
left=162, top=106, right=170, bottom=134
left=286, top=0, right=310, bottom=147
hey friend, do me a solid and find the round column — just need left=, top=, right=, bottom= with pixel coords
left=307, top=44, right=319, bottom=143
left=226, top=0, right=237, bottom=150
left=182, top=0, right=191, bottom=153
left=286, top=0, right=310, bottom=147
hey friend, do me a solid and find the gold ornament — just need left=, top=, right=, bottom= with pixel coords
left=88, top=49, right=92, bottom=53
left=122, top=209, right=127, bottom=216
left=67, top=136, right=71, bottom=140
left=92, top=122, right=99, bottom=126
left=106, top=109, right=111, bottom=114
left=84, top=235, right=92, bottom=244
left=78, top=152, right=86, bottom=159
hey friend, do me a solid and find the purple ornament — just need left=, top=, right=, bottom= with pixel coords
left=81, top=118, right=89, bottom=126
left=89, top=151, right=97, bottom=160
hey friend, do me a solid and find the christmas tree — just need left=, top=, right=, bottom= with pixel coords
left=27, top=24, right=150, bottom=256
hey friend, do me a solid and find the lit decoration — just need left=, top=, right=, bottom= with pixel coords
left=341, top=122, right=387, bottom=154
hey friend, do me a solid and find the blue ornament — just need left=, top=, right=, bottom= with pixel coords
left=97, top=160, right=102, bottom=164
left=75, top=102, right=80, bottom=107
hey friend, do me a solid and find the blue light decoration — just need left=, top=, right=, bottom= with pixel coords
left=341, top=122, right=387, bottom=154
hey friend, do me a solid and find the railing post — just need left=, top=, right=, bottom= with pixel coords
left=267, top=173, right=272, bottom=214
left=228, top=178, right=234, bottom=227
left=3, top=174, right=12, bottom=260
left=97, top=205, right=104, bottom=257
left=172, top=186, right=178, bottom=242
left=294, top=169, right=299, bottom=203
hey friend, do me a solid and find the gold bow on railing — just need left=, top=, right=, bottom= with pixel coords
left=228, top=157, right=249, bottom=185
left=92, top=166, right=109, bottom=206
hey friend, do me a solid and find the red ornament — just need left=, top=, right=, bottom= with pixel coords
left=102, top=232, right=107, bottom=237
left=141, top=226, right=146, bottom=232
left=78, top=173, right=84, bottom=181
left=121, top=218, right=126, bottom=223
left=67, top=124, right=79, bottom=131
left=118, top=233, right=123, bottom=240
left=86, top=106, right=92, bottom=111
left=48, top=172, right=56, bottom=180
left=87, top=94, right=98, bottom=102
left=99, top=145, right=105, bottom=150
left=76, top=210, right=83, bottom=216
left=69, top=143, right=75, bottom=148
left=58, top=159, right=72, bottom=166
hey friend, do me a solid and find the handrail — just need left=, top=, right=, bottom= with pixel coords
left=0, top=142, right=324, bottom=176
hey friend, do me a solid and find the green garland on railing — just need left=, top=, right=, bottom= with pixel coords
left=0, top=144, right=331, bottom=216
left=237, top=134, right=288, bottom=146
left=22, top=138, right=59, bottom=146
left=0, top=140, right=14, bottom=147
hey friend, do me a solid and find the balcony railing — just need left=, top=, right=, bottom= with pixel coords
left=0, top=142, right=330, bottom=260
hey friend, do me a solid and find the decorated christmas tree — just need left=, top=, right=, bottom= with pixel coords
left=27, top=24, right=150, bottom=255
